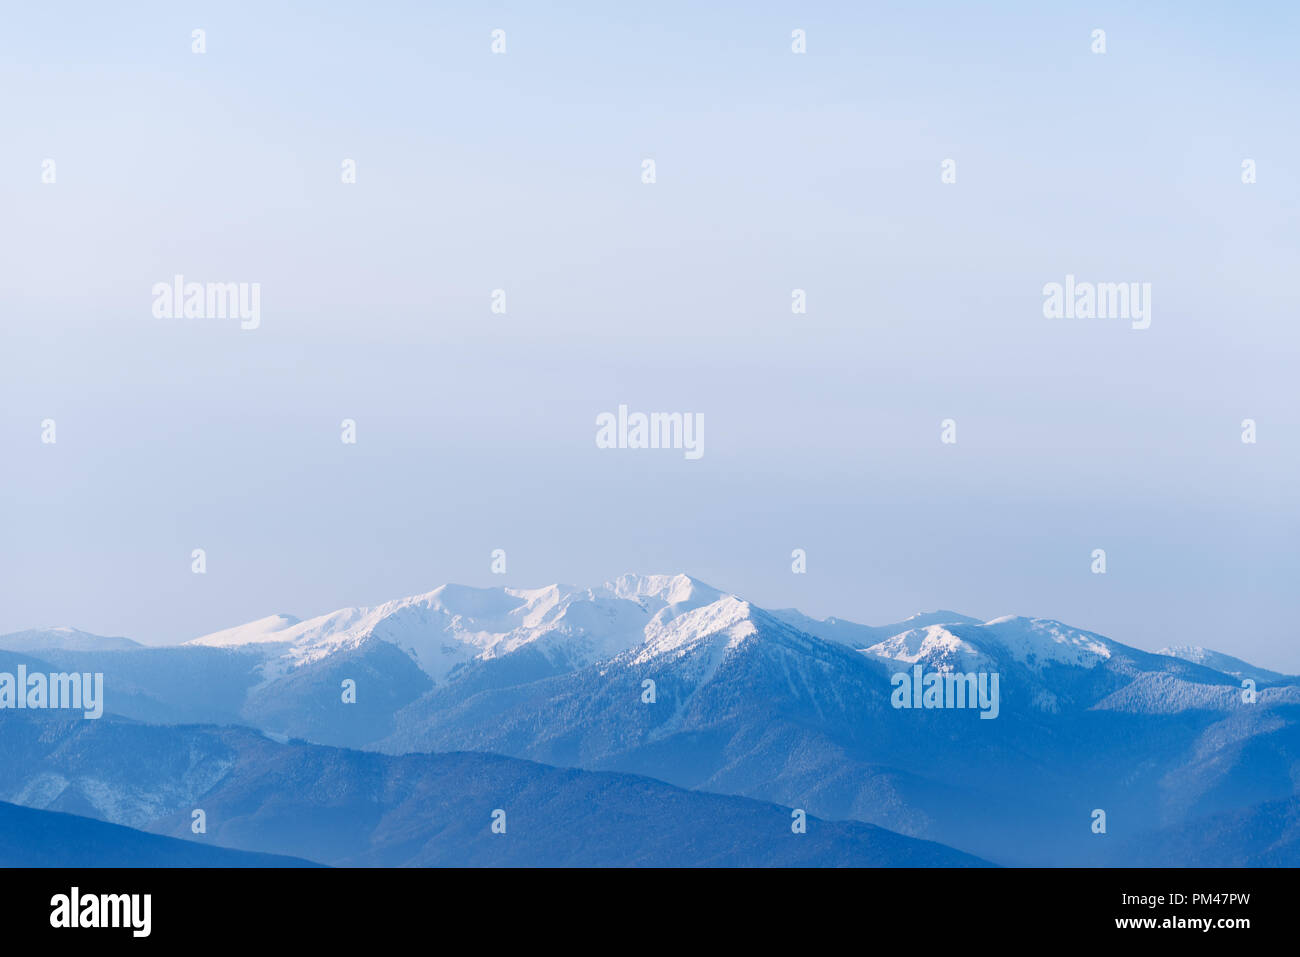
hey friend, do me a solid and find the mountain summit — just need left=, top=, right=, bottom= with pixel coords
left=185, top=573, right=729, bottom=684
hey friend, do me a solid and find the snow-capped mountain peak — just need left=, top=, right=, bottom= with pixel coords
left=861, top=616, right=1114, bottom=673
left=977, top=616, right=1114, bottom=668
left=604, top=572, right=722, bottom=609
left=860, top=624, right=994, bottom=672
left=183, top=574, right=736, bottom=685
left=183, top=613, right=303, bottom=648
left=635, top=594, right=755, bottom=664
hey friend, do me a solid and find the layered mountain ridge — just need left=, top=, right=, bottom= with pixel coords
left=3, top=573, right=1296, bottom=866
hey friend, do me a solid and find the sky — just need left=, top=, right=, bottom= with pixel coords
left=2, top=2, right=1298, bottom=669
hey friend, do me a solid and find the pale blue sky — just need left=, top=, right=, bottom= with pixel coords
left=2, top=2, right=1297, bottom=668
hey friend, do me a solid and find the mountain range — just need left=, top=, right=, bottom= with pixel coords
left=2, top=573, right=1296, bottom=867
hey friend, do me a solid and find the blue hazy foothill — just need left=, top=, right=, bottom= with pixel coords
left=0, top=714, right=987, bottom=867
left=0, top=800, right=319, bottom=868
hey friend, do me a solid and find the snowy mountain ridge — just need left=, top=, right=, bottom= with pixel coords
left=184, top=573, right=725, bottom=684
left=170, top=573, right=1294, bottom=687
left=7, top=574, right=1288, bottom=690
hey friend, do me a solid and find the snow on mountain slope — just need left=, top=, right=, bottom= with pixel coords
left=1156, top=645, right=1290, bottom=683
left=185, top=614, right=303, bottom=648
left=0, top=627, right=141, bottom=653
left=978, top=616, right=1115, bottom=668
left=862, top=616, right=1115, bottom=672
left=862, top=624, right=995, bottom=672
left=607, top=572, right=722, bottom=609
left=186, top=573, right=728, bottom=684
left=636, top=596, right=755, bottom=659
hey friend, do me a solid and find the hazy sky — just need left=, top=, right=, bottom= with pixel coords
left=3, top=2, right=1297, bottom=669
